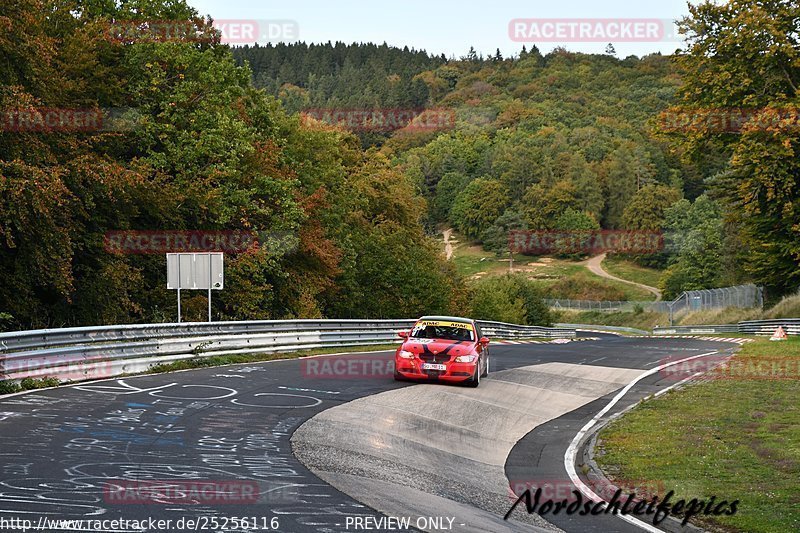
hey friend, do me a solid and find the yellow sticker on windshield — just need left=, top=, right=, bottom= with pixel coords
left=416, top=320, right=473, bottom=330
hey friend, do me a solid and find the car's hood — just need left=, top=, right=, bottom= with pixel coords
left=401, top=338, right=475, bottom=358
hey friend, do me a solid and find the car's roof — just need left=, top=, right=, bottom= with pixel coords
left=416, top=316, right=474, bottom=324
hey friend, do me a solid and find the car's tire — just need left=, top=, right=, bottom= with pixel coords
left=481, top=354, right=489, bottom=377
left=466, top=359, right=481, bottom=388
left=394, top=369, right=404, bottom=382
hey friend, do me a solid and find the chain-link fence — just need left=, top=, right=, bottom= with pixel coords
left=546, top=284, right=764, bottom=318
left=673, top=285, right=764, bottom=311
left=664, top=284, right=763, bottom=324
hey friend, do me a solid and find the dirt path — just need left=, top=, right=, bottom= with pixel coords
left=443, top=228, right=454, bottom=260
left=585, top=253, right=662, bottom=301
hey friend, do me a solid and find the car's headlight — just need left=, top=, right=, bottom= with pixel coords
left=454, top=354, right=477, bottom=363
left=398, top=350, right=415, bottom=359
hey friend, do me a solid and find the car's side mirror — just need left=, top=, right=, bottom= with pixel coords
left=398, top=331, right=410, bottom=339
left=480, top=337, right=490, bottom=346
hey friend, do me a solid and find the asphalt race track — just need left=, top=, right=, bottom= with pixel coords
left=0, top=334, right=743, bottom=533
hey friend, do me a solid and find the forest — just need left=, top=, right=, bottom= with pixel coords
left=0, top=0, right=466, bottom=329
left=1, top=0, right=797, bottom=329
left=235, top=1, right=799, bottom=303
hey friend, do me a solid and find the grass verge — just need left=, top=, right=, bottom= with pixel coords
left=450, top=234, right=657, bottom=301
left=539, top=270, right=655, bottom=301
left=0, top=376, right=61, bottom=395
left=676, top=307, right=764, bottom=326
left=451, top=243, right=512, bottom=277
left=764, top=292, right=800, bottom=319
left=601, top=256, right=664, bottom=289
left=556, top=310, right=668, bottom=331
left=596, top=338, right=800, bottom=533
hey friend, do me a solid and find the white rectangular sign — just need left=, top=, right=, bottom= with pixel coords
left=167, top=253, right=224, bottom=290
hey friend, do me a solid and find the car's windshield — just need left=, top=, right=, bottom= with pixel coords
left=411, top=320, right=475, bottom=342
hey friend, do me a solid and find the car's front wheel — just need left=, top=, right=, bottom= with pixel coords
left=466, top=358, right=481, bottom=388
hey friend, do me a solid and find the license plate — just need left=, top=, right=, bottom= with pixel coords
left=422, top=363, right=447, bottom=371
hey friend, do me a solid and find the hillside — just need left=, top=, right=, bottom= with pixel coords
left=2, top=1, right=797, bottom=329
left=236, top=43, right=767, bottom=299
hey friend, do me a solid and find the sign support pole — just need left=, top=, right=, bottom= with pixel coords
left=177, top=255, right=182, bottom=323
left=208, top=253, right=212, bottom=322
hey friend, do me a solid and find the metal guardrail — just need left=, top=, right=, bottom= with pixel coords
left=555, top=323, right=650, bottom=336
left=653, top=324, right=740, bottom=335
left=738, top=318, right=800, bottom=336
left=0, top=319, right=575, bottom=384
left=475, top=320, right=574, bottom=340
left=654, top=319, right=800, bottom=336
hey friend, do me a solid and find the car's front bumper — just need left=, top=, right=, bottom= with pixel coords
left=395, top=358, right=476, bottom=382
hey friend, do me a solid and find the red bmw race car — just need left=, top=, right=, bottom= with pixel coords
left=394, top=316, right=490, bottom=387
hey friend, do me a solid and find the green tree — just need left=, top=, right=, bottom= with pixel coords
left=551, top=208, right=600, bottom=259
left=554, top=208, right=600, bottom=231
left=522, top=180, right=581, bottom=229
left=599, top=143, right=650, bottom=228
left=618, top=184, right=681, bottom=268
left=481, top=209, right=527, bottom=254
left=449, top=178, right=510, bottom=239
left=670, top=0, right=800, bottom=294
left=469, top=275, right=551, bottom=325
left=659, top=195, right=724, bottom=298
left=621, top=185, right=682, bottom=231
left=0, top=0, right=466, bottom=327
left=433, top=171, right=472, bottom=220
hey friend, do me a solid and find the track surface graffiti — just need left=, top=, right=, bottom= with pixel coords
left=0, top=357, right=398, bottom=532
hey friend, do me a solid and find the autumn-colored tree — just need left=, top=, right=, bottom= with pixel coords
left=0, top=0, right=465, bottom=327
left=669, top=0, right=800, bottom=294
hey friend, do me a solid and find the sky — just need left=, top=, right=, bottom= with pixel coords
left=187, top=0, right=693, bottom=58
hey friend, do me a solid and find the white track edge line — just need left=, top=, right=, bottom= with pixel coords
left=563, top=350, right=720, bottom=533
